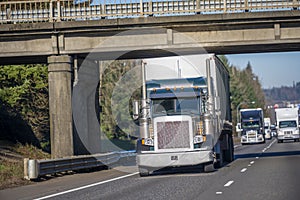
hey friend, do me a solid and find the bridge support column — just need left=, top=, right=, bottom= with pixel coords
left=48, top=55, right=73, bottom=158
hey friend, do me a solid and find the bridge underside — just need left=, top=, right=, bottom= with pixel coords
left=1, top=10, right=300, bottom=65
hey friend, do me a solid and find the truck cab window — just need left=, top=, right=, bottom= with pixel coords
left=152, top=97, right=200, bottom=116
left=279, top=120, right=297, bottom=128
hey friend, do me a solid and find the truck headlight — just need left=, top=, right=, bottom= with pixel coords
left=142, top=138, right=154, bottom=146
left=194, top=135, right=206, bottom=144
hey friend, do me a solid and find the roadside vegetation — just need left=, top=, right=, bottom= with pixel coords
left=0, top=141, right=50, bottom=190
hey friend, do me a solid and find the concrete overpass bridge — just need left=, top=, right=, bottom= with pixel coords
left=1, top=0, right=300, bottom=158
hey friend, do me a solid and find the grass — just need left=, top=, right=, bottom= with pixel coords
left=0, top=159, right=29, bottom=190
left=0, top=142, right=50, bottom=190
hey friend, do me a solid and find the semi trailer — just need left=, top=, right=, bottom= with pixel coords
left=133, top=54, right=234, bottom=176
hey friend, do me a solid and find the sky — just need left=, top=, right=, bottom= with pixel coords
left=225, top=51, right=300, bottom=89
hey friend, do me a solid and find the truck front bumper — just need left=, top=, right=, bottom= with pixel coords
left=277, top=134, right=300, bottom=141
left=137, top=150, right=214, bottom=168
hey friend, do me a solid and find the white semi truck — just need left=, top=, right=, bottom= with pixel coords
left=133, top=54, right=234, bottom=176
left=275, top=108, right=300, bottom=143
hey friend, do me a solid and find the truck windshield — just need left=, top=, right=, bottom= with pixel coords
left=152, top=97, right=200, bottom=116
left=242, top=121, right=260, bottom=128
left=279, top=120, right=297, bottom=128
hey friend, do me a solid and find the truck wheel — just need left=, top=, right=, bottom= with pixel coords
left=215, top=151, right=224, bottom=168
left=204, top=163, right=215, bottom=173
left=139, top=167, right=149, bottom=177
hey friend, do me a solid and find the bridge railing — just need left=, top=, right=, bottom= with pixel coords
left=0, top=0, right=299, bottom=23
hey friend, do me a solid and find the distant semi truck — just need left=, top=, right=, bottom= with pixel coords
left=275, top=108, right=300, bottom=143
left=133, top=54, right=234, bottom=176
left=240, top=108, right=265, bottom=144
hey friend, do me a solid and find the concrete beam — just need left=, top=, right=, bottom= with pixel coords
left=1, top=11, right=300, bottom=65
left=48, top=55, right=73, bottom=158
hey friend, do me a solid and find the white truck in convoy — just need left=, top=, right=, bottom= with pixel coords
left=133, top=54, right=234, bottom=176
left=264, top=117, right=272, bottom=139
left=275, top=108, right=300, bottom=143
left=240, top=108, right=265, bottom=144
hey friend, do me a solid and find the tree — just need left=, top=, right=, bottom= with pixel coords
left=0, top=64, right=49, bottom=150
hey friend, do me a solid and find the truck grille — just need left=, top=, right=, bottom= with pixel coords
left=247, top=130, right=257, bottom=138
left=284, top=131, right=293, bottom=135
left=156, top=121, right=190, bottom=149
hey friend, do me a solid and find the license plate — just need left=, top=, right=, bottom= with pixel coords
left=171, top=156, right=178, bottom=161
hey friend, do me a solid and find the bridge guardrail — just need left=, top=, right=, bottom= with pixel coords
left=1, top=0, right=300, bottom=24
left=23, top=150, right=136, bottom=180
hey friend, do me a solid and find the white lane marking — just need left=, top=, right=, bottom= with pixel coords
left=248, top=164, right=251, bottom=167
left=216, top=191, right=223, bottom=195
left=250, top=161, right=254, bottom=165
left=262, top=139, right=277, bottom=153
left=240, top=168, right=247, bottom=173
left=256, top=157, right=259, bottom=159
left=34, top=172, right=139, bottom=200
left=224, top=180, right=234, bottom=187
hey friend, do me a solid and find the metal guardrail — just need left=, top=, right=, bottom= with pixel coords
left=0, top=0, right=299, bottom=24
left=23, top=150, right=136, bottom=180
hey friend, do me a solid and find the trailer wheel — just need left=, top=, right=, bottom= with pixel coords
left=215, top=151, right=224, bottom=168
left=139, top=167, right=149, bottom=177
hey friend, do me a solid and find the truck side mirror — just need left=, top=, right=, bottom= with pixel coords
left=236, top=123, right=242, bottom=132
left=132, top=100, right=139, bottom=120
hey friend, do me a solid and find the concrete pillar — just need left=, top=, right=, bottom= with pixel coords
left=48, top=55, right=73, bottom=158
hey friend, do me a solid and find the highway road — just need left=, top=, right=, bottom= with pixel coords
left=1, top=138, right=300, bottom=200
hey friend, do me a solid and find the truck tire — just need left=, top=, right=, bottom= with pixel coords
left=139, top=167, right=150, bottom=177
left=215, top=151, right=224, bottom=168
left=204, top=163, right=215, bottom=173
